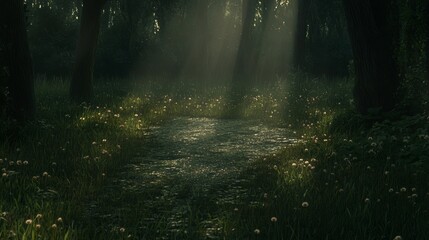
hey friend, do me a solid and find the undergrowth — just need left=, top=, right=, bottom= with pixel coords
left=1, top=75, right=428, bottom=239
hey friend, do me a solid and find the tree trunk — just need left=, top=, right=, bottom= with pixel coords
left=233, top=0, right=258, bottom=83
left=293, top=0, right=310, bottom=69
left=70, top=0, right=106, bottom=103
left=426, top=1, right=429, bottom=77
left=0, top=0, right=35, bottom=121
left=342, top=0, right=400, bottom=114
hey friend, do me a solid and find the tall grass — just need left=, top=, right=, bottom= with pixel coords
left=1, top=75, right=428, bottom=239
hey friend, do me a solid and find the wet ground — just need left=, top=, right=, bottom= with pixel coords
left=86, top=117, right=295, bottom=239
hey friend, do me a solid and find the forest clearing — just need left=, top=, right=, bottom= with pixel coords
left=1, top=0, right=429, bottom=239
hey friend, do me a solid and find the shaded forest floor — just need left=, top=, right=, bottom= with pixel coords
left=1, top=75, right=429, bottom=239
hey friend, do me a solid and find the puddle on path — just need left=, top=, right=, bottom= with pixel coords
left=86, top=117, right=296, bottom=239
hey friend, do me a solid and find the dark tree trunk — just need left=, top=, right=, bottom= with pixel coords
left=70, top=0, right=106, bottom=103
left=233, top=0, right=258, bottom=83
left=342, top=0, right=400, bottom=114
left=293, top=0, right=310, bottom=69
left=0, top=0, right=35, bottom=121
left=192, top=0, right=209, bottom=81
left=426, top=1, right=429, bottom=77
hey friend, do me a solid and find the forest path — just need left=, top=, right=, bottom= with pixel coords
left=86, top=117, right=295, bottom=239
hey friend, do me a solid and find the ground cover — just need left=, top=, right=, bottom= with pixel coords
left=1, top=76, right=428, bottom=239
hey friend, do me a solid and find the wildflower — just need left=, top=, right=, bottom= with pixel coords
left=291, top=163, right=297, bottom=167
left=42, top=172, right=49, bottom=177
left=119, top=227, right=126, bottom=233
left=57, top=217, right=63, bottom=223
left=35, top=224, right=41, bottom=229
left=25, top=219, right=32, bottom=225
left=364, top=198, right=370, bottom=203
left=393, top=236, right=402, bottom=240
left=400, top=187, right=407, bottom=192
left=16, top=160, right=22, bottom=165
left=271, top=217, right=278, bottom=222
left=254, top=229, right=261, bottom=234
left=36, top=214, right=42, bottom=219
left=302, top=202, right=309, bottom=208
left=412, top=194, right=418, bottom=198
left=389, top=188, right=394, bottom=193
left=51, top=224, right=57, bottom=229
left=23, top=161, right=29, bottom=165
left=2, top=173, right=7, bottom=177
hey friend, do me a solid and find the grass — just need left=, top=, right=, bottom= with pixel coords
left=0, top=74, right=428, bottom=239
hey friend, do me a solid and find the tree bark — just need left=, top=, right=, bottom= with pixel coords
left=342, top=0, right=400, bottom=114
left=293, top=0, right=310, bottom=69
left=233, top=0, right=258, bottom=83
left=70, top=0, right=106, bottom=103
left=426, top=1, right=429, bottom=77
left=0, top=0, right=35, bottom=121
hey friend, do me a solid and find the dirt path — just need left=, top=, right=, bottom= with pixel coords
left=85, top=118, right=295, bottom=239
